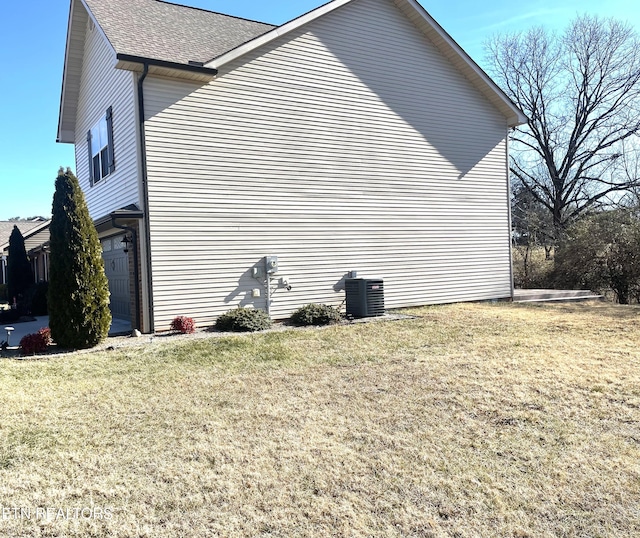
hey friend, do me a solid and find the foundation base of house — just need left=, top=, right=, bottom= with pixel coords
left=513, top=289, right=604, bottom=303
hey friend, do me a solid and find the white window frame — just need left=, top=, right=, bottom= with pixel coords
left=87, top=107, right=115, bottom=186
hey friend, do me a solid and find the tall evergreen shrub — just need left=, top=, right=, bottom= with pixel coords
left=7, top=226, right=33, bottom=304
left=48, top=168, right=111, bottom=348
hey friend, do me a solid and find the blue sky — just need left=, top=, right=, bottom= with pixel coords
left=1, top=0, right=639, bottom=220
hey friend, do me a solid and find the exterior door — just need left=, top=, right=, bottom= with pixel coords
left=102, top=236, right=131, bottom=320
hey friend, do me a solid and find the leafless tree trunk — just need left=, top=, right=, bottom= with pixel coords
left=486, top=16, right=640, bottom=240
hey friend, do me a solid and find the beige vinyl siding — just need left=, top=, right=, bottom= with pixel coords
left=143, top=0, right=511, bottom=328
left=74, top=13, right=139, bottom=220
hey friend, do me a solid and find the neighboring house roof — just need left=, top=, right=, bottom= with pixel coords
left=0, top=220, right=51, bottom=255
left=58, top=0, right=526, bottom=143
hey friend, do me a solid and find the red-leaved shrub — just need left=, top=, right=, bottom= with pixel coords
left=170, top=316, right=196, bottom=334
left=20, top=327, right=52, bottom=355
left=38, top=327, right=52, bottom=344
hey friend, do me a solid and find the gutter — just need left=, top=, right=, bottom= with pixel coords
left=137, top=63, right=156, bottom=333
left=132, top=57, right=216, bottom=333
left=125, top=55, right=216, bottom=332
left=117, top=53, right=218, bottom=78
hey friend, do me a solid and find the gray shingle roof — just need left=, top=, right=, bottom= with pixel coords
left=84, top=0, right=276, bottom=65
left=0, top=221, right=47, bottom=251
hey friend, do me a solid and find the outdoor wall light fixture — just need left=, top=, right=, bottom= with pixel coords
left=121, top=235, right=133, bottom=253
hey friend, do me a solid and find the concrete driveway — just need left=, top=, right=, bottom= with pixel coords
left=2, top=316, right=131, bottom=348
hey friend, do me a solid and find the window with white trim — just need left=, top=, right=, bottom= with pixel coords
left=87, top=107, right=115, bottom=185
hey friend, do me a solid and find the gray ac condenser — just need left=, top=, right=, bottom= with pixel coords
left=345, top=278, right=385, bottom=318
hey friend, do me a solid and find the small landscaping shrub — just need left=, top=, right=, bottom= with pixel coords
left=20, top=327, right=52, bottom=356
left=170, top=316, right=196, bottom=334
left=215, top=307, right=272, bottom=332
left=0, top=283, right=7, bottom=302
left=38, top=327, right=52, bottom=344
left=290, top=303, right=343, bottom=326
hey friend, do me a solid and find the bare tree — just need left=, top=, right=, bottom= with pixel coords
left=486, top=15, right=640, bottom=239
left=511, top=183, right=556, bottom=287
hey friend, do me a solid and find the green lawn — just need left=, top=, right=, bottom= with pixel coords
left=0, top=302, right=639, bottom=537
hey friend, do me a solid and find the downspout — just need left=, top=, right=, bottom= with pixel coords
left=137, top=63, right=155, bottom=332
left=111, top=217, right=141, bottom=331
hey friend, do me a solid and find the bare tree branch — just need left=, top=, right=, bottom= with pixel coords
left=486, top=15, right=640, bottom=237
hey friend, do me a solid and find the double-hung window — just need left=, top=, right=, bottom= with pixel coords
left=87, top=106, right=115, bottom=185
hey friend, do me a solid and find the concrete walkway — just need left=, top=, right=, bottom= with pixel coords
left=513, top=289, right=603, bottom=303
left=1, top=316, right=49, bottom=347
left=2, top=315, right=131, bottom=348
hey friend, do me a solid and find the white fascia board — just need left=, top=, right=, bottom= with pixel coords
left=58, top=130, right=76, bottom=144
left=57, top=0, right=77, bottom=143
left=205, top=0, right=354, bottom=69
left=22, top=221, right=51, bottom=241
left=57, top=0, right=119, bottom=144
left=397, top=0, right=527, bottom=126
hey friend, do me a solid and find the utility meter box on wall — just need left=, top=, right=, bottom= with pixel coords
left=265, top=256, right=279, bottom=274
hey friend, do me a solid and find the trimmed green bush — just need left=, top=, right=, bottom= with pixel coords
left=48, top=168, right=111, bottom=349
left=0, top=283, right=7, bottom=302
left=290, top=303, right=343, bottom=326
left=215, top=307, right=272, bottom=332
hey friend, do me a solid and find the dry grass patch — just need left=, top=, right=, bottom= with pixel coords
left=0, top=302, right=639, bottom=537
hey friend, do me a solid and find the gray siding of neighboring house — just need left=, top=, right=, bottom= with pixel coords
left=74, top=13, right=140, bottom=220
left=142, top=0, right=512, bottom=329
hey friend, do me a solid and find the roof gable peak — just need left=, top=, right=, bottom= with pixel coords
left=205, top=0, right=526, bottom=126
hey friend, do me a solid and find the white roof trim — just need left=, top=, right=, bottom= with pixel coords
left=205, top=0, right=352, bottom=69
left=397, top=0, right=526, bottom=126
left=57, top=0, right=77, bottom=143
left=57, top=0, right=119, bottom=144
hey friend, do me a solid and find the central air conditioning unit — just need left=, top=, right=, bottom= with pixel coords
left=344, top=278, right=385, bottom=318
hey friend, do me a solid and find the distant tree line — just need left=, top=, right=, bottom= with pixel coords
left=7, top=216, right=47, bottom=222
left=487, top=15, right=640, bottom=302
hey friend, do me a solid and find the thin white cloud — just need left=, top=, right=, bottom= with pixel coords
left=479, top=8, right=570, bottom=32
